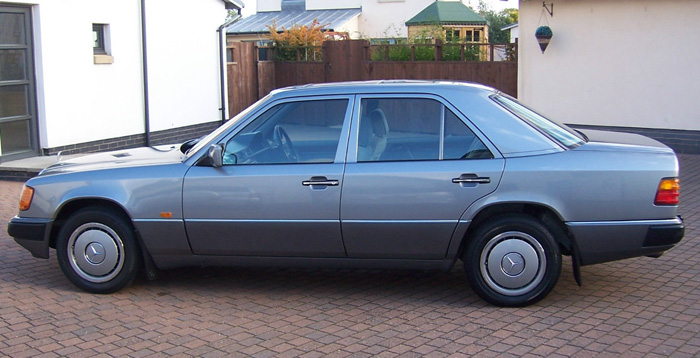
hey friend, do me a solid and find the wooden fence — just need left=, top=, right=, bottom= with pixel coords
left=227, top=40, right=517, bottom=117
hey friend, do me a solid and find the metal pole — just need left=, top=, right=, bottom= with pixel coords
left=140, top=0, right=151, bottom=146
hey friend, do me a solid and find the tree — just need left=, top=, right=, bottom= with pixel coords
left=484, top=9, right=518, bottom=43
left=470, top=2, right=518, bottom=44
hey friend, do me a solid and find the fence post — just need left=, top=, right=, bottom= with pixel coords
left=435, top=39, right=443, bottom=61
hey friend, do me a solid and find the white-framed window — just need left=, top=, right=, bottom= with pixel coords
left=92, top=24, right=108, bottom=54
left=92, top=23, right=113, bottom=64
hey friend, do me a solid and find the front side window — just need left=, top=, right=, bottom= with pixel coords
left=224, top=99, right=348, bottom=165
left=357, top=97, right=491, bottom=162
left=493, top=95, right=585, bottom=148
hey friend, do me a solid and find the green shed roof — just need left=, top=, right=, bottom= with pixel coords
left=405, top=1, right=487, bottom=26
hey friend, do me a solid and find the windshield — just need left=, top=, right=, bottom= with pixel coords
left=493, top=94, right=585, bottom=149
left=185, top=94, right=271, bottom=159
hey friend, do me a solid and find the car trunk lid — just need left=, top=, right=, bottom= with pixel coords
left=574, top=129, right=675, bottom=154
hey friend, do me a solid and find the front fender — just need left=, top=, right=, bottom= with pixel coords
left=22, top=164, right=188, bottom=221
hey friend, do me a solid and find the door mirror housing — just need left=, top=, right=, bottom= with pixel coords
left=208, top=144, right=224, bottom=168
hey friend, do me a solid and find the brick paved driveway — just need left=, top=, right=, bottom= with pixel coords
left=1, top=154, right=699, bottom=358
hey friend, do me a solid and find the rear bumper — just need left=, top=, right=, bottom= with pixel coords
left=7, top=217, right=53, bottom=259
left=567, top=217, right=684, bottom=266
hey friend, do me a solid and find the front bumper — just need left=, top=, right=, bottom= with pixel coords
left=7, top=217, right=53, bottom=259
left=567, top=217, right=684, bottom=266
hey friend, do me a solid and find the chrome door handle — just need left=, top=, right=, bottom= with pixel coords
left=302, top=177, right=339, bottom=186
left=452, top=174, right=491, bottom=184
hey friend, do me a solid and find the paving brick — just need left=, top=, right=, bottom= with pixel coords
left=1, top=153, right=699, bottom=356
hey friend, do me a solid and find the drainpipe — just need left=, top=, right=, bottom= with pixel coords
left=140, top=0, right=151, bottom=146
left=217, top=12, right=242, bottom=125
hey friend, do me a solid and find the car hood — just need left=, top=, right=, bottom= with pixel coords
left=38, top=145, right=187, bottom=176
left=574, top=129, right=675, bottom=154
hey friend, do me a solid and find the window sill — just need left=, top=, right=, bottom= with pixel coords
left=94, top=54, right=114, bottom=64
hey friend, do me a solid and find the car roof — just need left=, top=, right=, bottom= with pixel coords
left=270, top=80, right=498, bottom=97
left=265, top=80, right=564, bottom=157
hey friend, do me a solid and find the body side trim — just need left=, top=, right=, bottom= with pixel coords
left=567, top=218, right=682, bottom=227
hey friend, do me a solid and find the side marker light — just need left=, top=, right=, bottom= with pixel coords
left=19, top=185, right=34, bottom=211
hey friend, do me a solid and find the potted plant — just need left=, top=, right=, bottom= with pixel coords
left=535, top=26, right=553, bottom=53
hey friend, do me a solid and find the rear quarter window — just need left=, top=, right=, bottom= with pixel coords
left=493, top=95, right=585, bottom=149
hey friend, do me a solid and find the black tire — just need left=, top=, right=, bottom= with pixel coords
left=56, top=207, right=141, bottom=293
left=463, top=214, right=561, bottom=307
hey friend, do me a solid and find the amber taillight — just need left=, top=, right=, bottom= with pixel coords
left=654, top=178, right=680, bottom=206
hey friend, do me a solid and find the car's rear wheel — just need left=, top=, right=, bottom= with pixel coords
left=464, top=214, right=561, bottom=307
left=56, top=208, right=141, bottom=293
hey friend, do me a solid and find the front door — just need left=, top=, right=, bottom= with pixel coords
left=183, top=97, right=353, bottom=257
left=0, top=5, right=38, bottom=162
left=341, top=96, right=504, bottom=259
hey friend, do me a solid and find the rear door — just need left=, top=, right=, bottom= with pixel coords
left=340, top=95, right=504, bottom=259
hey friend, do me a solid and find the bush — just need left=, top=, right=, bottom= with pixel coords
left=267, top=19, right=349, bottom=62
left=370, top=42, right=483, bottom=62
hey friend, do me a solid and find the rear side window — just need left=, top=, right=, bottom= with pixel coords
left=493, top=95, right=584, bottom=148
left=357, top=97, right=492, bottom=162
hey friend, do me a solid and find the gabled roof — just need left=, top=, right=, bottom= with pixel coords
left=405, top=1, right=486, bottom=26
left=501, top=22, right=518, bottom=31
left=227, top=8, right=361, bottom=35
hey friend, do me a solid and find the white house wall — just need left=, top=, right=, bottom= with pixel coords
left=3, top=0, right=228, bottom=150
left=144, top=0, right=226, bottom=132
left=518, top=0, right=700, bottom=131
left=335, top=13, right=361, bottom=38
left=357, top=0, right=435, bottom=38
left=307, top=0, right=362, bottom=11
left=509, top=26, right=518, bottom=43
left=257, top=0, right=281, bottom=12
left=5, top=0, right=145, bottom=149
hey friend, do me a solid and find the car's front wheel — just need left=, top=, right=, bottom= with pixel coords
left=464, top=214, right=561, bottom=307
left=56, top=208, right=141, bottom=293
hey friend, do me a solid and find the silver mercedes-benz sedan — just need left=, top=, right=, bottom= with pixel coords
left=8, top=81, right=684, bottom=306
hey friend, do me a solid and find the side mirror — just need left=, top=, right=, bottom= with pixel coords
left=208, top=144, right=224, bottom=168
